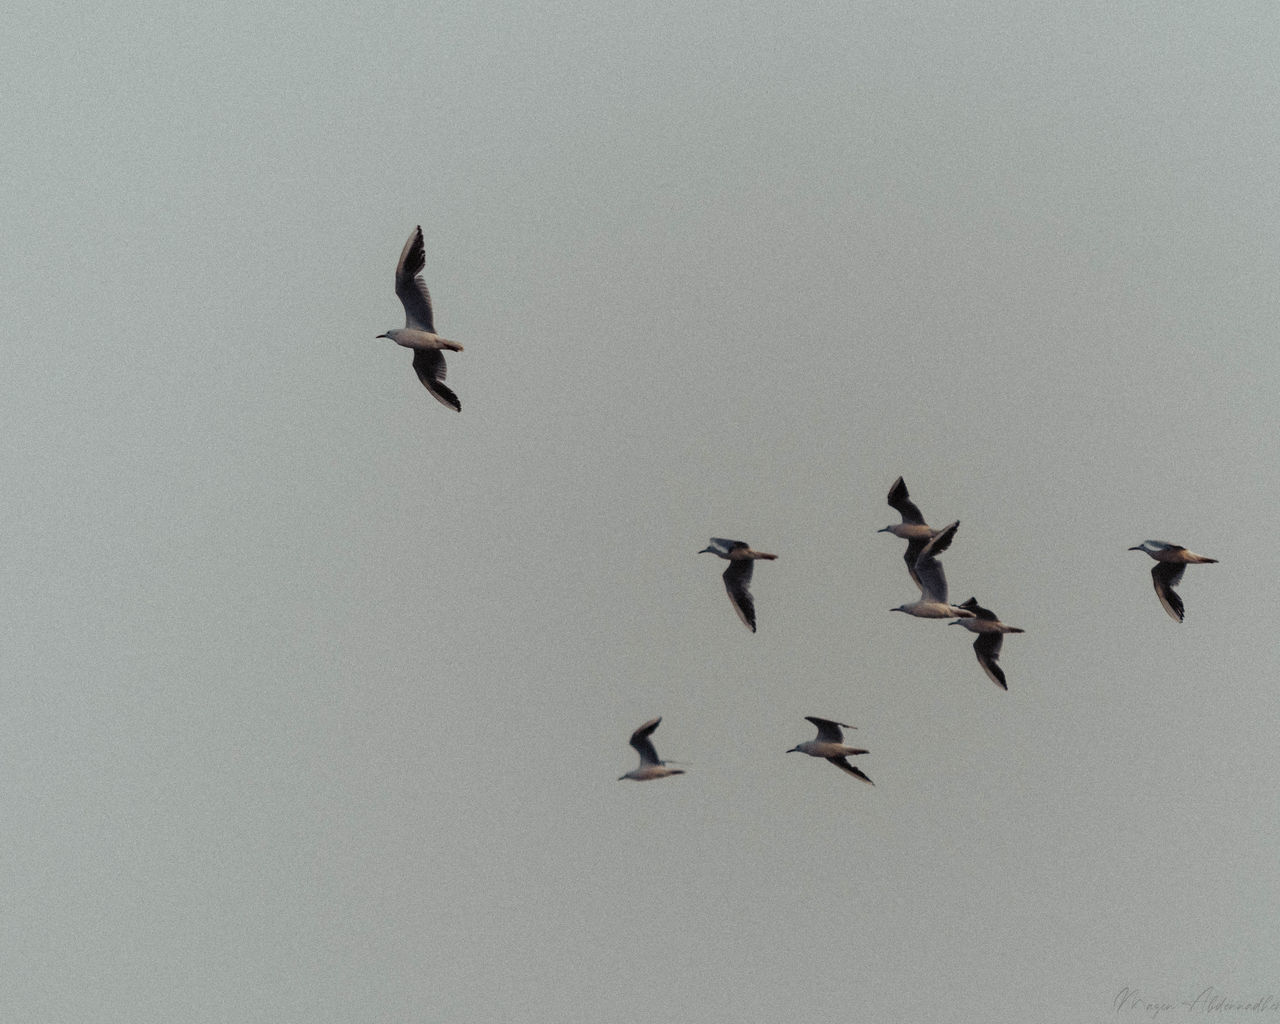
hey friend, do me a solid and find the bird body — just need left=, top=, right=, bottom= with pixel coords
left=950, top=597, right=1023, bottom=689
left=699, top=538, right=777, bottom=633
left=379, top=327, right=463, bottom=352
left=787, top=717, right=873, bottom=784
left=378, top=226, right=464, bottom=411
left=1128, top=541, right=1217, bottom=622
left=890, top=521, right=975, bottom=619
left=619, top=717, right=685, bottom=781
left=1129, top=540, right=1217, bottom=564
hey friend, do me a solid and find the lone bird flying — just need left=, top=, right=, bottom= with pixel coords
left=786, top=717, right=873, bottom=784
left=890, top=521, right=976, bottom=619
left=378, top=225, right=465, bottom=412
left=698, top=538, right=777, bottom=633
left=879, top=476, right=940, bottom=590
left=949, top=597, right=1024, bottom=690
left=618, top=717, right=685, bottom=781
left=1128, top=541, right=1218, bottom=623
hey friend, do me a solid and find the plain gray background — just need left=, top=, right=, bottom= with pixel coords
left=4, top=1, right=1278, bottom=1021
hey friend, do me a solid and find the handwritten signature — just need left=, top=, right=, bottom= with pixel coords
left=1115, top=987, right=1280, bottom=1019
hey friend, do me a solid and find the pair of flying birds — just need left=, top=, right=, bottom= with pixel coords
left=619, top=715, right=872, bottom=785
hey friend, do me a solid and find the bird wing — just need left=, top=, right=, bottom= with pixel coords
left=914, top=521, right=959, bottom=603
left=804, top=716, right=851, bottom=742
left=1151, top=562, right=1186, bottom=622
left=919, top=520, right=959, bottom=558
left=887, top=476, right=925, bottom=524
left=914, top=551, right=949, bottom=605
left=903, top=536, right=929, bottom=592
left=973, top=632, right=1008, bottom=689
left=722, top=558, right=756, bottom=632
left=629, top=717, right=663, bottom=765
left=394, top=226, right=436, bottom=332
left=827, top=757, right=874, bottom=785
left=412, top=350, right=461, bottom=412
left=960, top=596, right=997, bottom=620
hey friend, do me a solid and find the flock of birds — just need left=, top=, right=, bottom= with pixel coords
left=377, top=225, right=1219, bottom=787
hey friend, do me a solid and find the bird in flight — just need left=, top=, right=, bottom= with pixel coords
left=698, top=538, right=777, bottom=633
left=949, top=597, right=1024, bottom=690
left=618, top=717, right=685, bottom=781
left=1128, top=541, right=1217, bottom=623
left=890, top=521, right=976, bottom=619
left=786, top=717, right=874, bottom=785
left=377, top=225, right=464, bottom=412
left=879, top=476, right=942, bottom=591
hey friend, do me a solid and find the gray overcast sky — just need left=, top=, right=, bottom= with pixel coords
left=4, top=1, right=1279, bottom=1021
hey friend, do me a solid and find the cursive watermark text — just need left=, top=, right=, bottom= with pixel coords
left=1115, top=987, right=1280, bottom=1020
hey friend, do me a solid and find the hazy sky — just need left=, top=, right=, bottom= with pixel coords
left=4, top=1, right=1279, bottom=1021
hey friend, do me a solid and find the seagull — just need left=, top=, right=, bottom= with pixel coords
left=1128, top=541, right=1218, bottom=623
left=949, top=597, right=1024, bottom=690
left=786, top=717, right=873, bottom=784
left=618, top=717, right=685, bottom=781
left=879, top=476, right=940, bottom=590
left=377, top=225, right=464, bottom=412
left=890, top=521, right=976, bottom=619
left=698, top=538, right=777, bottom=633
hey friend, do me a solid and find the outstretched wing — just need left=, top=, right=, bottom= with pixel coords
left=804, top=716, right=852, bottom=743
left=1152, top=562, right=1187, bottom=623
left=394, top=226, right=436, bottom=332
left=973, top=632, right=1008, bottom=689
left=903, top=536, right=929, bottom=591
left=914, top=521, right=959, bottom=604
left=959, top=596, right=997, bottom=621
left=722, top=559, right=757, bottom=632
left=887, top=476, right=925, bottom=525
left=412, top=349, right=461, bottom=412
left=828, top=757, right=874, bottom=785
left=629, top=717, right=663, bottom=766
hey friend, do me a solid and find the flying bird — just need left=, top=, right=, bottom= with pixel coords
left=618, top=717, right=685, bottom=781
left=879, top=476, right=941, bottom=590
left=377, top=225, right=464, bottom=411
left=786, top=717, right=873, bottom=784
left=890, top=521, right=976, bottom=619
left=1128, top=541, right=1218, bottom=623
left=698, top=538, right=777, bottom=633
left=949, top=597, right=1024, bottom=690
